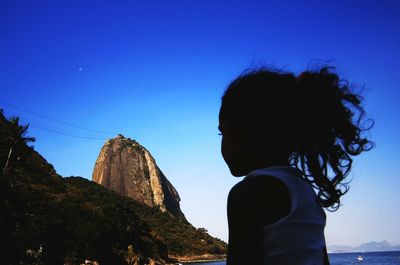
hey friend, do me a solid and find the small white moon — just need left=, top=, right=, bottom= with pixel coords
left=78, top=67, right=83, bottom=71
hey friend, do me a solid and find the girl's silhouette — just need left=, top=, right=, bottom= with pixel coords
left=218, top=67, right=373, bottom=265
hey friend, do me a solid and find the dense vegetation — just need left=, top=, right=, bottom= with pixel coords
left=0, top=110, right=227, bottom=265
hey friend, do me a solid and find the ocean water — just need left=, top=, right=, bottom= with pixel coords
left=329, top=251, right=400, bottom=265
left=188, top=251, right=400, bottom=265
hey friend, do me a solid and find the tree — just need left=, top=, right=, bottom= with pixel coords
left=2, top=116, right=35, bottom=176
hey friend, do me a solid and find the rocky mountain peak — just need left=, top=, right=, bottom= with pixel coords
left=92, top=134, right=185, bottom=219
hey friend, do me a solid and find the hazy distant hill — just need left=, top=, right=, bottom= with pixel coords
left=328, top=240, right=400, bottom=253
left=0, top=110, right=227, bottom=265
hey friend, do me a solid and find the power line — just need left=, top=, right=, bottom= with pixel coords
left=29, top=124, right=108, bottom=140
left=0, top=100, right=117, bottom=135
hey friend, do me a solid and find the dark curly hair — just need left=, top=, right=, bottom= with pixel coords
left=220, top=66, right=374, bottom=211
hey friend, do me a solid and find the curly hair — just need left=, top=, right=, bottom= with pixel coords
left=220, top=66, right=374, bottom=211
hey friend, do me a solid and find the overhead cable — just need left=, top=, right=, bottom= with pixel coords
left=0, top=100, right=117, bottom=135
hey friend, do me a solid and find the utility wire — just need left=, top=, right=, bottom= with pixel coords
left=29, top=124, right=108, bottom=140
left=0, top=100, right=117, bottom=135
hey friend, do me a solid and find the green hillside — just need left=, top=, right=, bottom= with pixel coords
left=0, top=110, right=227, bottom=265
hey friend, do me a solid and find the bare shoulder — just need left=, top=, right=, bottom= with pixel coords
left=228, top=175, right=291, bottom=227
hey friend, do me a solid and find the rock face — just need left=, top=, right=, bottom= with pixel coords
left=92, top=134, right=185, bottom=219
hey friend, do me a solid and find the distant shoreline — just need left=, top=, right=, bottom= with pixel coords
left=169, top=254, right=226, bottom=264
left=181, top=258, right=226, bottom=263
left=329, top=250, right=400, bottom=254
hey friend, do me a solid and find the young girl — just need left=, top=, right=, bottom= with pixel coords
left=218, top=67, right=373, bottom=265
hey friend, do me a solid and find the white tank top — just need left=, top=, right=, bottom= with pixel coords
left=245, top=166, right=327, bottom=265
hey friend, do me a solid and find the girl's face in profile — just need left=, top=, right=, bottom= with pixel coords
left=219, top=118, right=249, bottom=177
left=219, top=113, right=289, bottom=176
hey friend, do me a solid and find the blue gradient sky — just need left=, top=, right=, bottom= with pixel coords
left=1, top=1, right=399, bottom=246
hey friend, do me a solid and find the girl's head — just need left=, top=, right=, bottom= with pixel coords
left=219, top=66, right=373, bottom=210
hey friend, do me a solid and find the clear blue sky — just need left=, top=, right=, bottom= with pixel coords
left=1, top=0, right=399, bottom=246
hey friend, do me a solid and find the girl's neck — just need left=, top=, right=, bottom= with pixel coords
left=244, top=156, right=290, bottom=174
